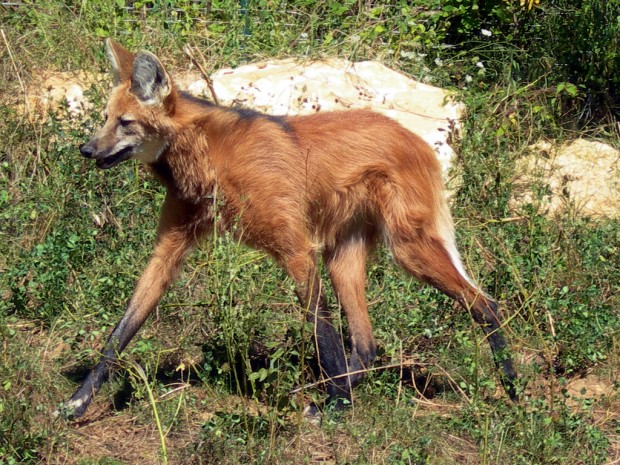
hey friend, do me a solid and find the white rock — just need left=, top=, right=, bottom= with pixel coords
left=514, top=139, right=620, bottom=218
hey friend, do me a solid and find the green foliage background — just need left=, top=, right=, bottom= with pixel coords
left=1, top=1, right=619, bottom=464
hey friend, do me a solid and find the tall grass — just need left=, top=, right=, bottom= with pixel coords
left=1, top=1, right=618, bottom=464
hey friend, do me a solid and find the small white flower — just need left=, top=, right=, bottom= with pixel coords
left=434, top=57, right=443, bottom=66
left=481, top=29, right=492, bottom=37
left=465, top=75, right=473, bottom=83
left=476, top=61, right=485, bottom=69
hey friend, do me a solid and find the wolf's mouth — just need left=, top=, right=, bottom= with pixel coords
left=96, top=146, right=133, bottom=169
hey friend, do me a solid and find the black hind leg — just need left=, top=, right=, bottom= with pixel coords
left=389, top=234, right=518, bottom=401
left=468, top=297, right=517, bottom=400
left=323, top=231, right=377, bottom=387
left=288, top=253, right=352, bottom=409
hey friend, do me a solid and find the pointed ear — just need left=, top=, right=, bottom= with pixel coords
left=130, top=50, right=172, bottom=105
left=105, top=38, right=134, bottom=85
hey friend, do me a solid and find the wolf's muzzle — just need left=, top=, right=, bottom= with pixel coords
left=80, top=143, right=95, bottom=159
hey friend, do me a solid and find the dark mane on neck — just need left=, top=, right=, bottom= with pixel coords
left=178, top=91, right=216, bottom=108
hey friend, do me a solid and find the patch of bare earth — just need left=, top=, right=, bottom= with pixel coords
left=20, top=70, right=105, bottom=121
left=525, top=365, right=620, bottom=464
left=58, top=414, right=164, bottom=465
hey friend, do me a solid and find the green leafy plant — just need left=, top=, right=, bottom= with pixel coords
left=1, top=1, right=619, bottom=464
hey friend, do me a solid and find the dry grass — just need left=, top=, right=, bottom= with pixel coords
left=2, top=5, right=620, bottom=465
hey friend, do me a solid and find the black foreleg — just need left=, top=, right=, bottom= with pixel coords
left=57, top=195, right=197, bottom=419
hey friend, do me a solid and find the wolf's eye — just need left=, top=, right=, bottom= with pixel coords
left=119, top=116, right=134, bottom=127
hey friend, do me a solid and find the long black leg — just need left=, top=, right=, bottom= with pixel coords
left=468, top=298, right=518, bottom=401
left=57, top=195, right=197, bottom=419
left=296, top=268, right=352, bottom=408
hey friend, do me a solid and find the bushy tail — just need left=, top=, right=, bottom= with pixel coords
left=433, top=193, right=480, bottom=291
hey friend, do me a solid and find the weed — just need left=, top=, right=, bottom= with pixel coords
left=1, top=1, right=619, bottom=464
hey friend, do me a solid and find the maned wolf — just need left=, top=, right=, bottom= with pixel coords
left=60, top=39, right=517, bottom=419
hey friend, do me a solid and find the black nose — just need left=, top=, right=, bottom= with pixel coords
left=80, top=143, right=95, bottom=158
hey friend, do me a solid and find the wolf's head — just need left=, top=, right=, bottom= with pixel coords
left=80, top=39, right=174, bottom=169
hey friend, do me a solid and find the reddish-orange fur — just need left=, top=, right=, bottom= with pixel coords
left=61, top=40, right=516, bottom=419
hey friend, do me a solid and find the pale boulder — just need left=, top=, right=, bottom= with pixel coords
left=514, top=139, right=620, bottom=218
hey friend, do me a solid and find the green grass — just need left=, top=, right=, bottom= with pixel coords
left=1, top=1, right=619, bottom=464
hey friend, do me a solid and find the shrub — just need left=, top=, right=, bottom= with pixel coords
left=432, top=0, right=620, bottom=125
